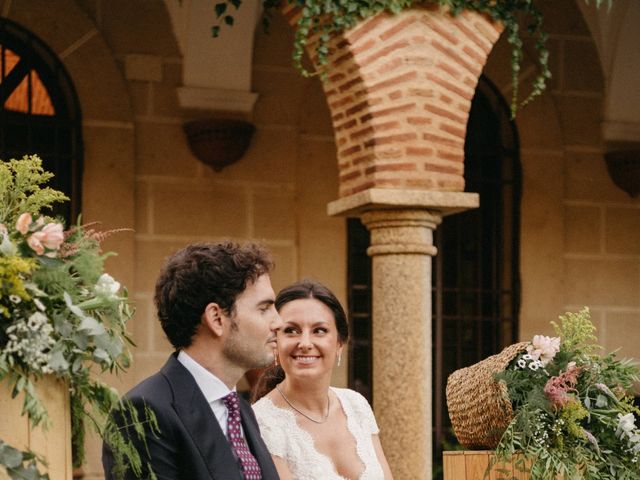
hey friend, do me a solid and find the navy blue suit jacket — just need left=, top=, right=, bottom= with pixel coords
left=102, top=354, right=279, bottom=480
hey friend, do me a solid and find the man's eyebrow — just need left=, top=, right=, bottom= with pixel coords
left=257, top=299, right=275, bottom=307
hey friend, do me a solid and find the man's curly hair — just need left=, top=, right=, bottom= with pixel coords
left=154, top=242, right=273, bottom=349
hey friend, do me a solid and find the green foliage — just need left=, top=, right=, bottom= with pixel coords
left=0, top=440, right=48, bottom=480
left=102, top=400, right=160, bottom=480
left=492, top=308, right=640, bottom=479
left=0, top=155, right=67, bottom=227
left=0, top=155, right=154, bottom=479
left=211, top=0, right=613, bottom=116
left=552, top=307, right=599, bottom=356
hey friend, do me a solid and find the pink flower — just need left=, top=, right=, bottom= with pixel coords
left=39, top=223, right=64, bottom=250
left=526, top=335, right=561, bottom=366
left=0, top=223, right=7, bottom=236
left=544, top=363, right=581, bottom=408
left=16, top=213, right=32, bottom=234
left=27, top=234, right=44, bottom=255
left=27, top=222, right=64, bottom=256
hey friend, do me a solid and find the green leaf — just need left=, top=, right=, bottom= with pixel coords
left=229, top=0, right=242, bottom=9
left=214, top=2, right=227, bottom=17
left=79, top=316, right=106, bottom=336
left=0, top=443, right=23, bottom=469
left=95, top=333, right=123, bottom=359
left=212, top=25, right=220, bottom=37
left=224, top=15, right=234, bottom=26
left=72, top=332, right=90, bottom=350
left=48, top=349, right=69, bottom=372
left=92, top=348, right=110, bottom=363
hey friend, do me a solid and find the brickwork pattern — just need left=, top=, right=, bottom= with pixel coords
left=282, top=5, right=502, bottom=197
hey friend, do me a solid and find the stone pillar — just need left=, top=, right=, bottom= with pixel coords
left=328, top=188, right=479, bottom=479
left=362, top=208, right=440, bottom=478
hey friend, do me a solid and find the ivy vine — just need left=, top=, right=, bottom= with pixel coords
left=212, top=0, right=612, bottom=117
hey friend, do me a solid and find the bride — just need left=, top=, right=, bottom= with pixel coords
left=252, top=279, right=393, bottom=480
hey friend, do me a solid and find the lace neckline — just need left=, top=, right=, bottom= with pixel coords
left=263, top=387, right=369, bottom=480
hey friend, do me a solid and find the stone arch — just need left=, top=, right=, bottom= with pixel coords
left=2, top=1, right=136, bottom=287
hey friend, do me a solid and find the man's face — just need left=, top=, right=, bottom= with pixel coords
left=222, top=274, right=282, bottom=370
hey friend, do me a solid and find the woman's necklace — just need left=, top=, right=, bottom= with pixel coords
left=275, top=385, right=331, bottom=424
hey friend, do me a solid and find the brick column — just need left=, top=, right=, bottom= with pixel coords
left=281, top=4, right=502, bottom=197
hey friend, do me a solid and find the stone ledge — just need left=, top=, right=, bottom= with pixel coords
left=603, top=120, right=640, bottom=142
left=327, top=188, right=479, bottom=217
left=177, top=86, right=259, bottom=114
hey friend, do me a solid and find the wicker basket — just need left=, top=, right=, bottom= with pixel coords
left=446, top=342, right=529, bottom=449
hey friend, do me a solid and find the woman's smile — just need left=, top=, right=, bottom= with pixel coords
left=292, top=355, right=321, bottom=365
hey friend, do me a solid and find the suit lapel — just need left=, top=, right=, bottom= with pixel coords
left=161, top=355, right=243, bottom=480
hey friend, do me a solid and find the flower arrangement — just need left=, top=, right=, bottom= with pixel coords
left=493, top=308, right=640, bottom=479
left=0, top=156, right=152, bottom=479
left=212, top=0, right=613, bottom=116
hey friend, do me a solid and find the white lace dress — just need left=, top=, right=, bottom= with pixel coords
left=252, top=387, right=385, bottom=480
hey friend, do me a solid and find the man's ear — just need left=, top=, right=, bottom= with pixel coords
left=203, top=302, right=225, bottom=337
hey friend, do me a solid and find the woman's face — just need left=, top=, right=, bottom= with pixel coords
left=276, top=298, right=343, bottom=381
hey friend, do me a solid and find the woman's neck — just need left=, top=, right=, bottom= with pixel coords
left=279, top=376, right=331, bottom=412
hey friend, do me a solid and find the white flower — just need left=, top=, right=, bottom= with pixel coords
left=94, top=273, right=121, bottom=299
left=528, top=361, right=540, bottom=371
left=27, top=312, right=48, bottom=330
left=516, top=358, right=527, bottom=369
left=526, top=335, right=561, bottom=366
left=9, top=295, right=21, bottom=303
left=595, top=394, right=608, bottom=408
left=616, top=413, right=637, bottom=439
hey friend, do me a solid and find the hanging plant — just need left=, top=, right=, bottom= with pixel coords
left=212, top=0, right=612, bottom=117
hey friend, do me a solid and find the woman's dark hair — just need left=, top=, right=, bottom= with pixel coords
left=154, top=241, right=272, bottom=349
left=251, top=279, right=349, bottom=402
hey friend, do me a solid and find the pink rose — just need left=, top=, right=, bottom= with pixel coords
left=27, top=234, right=45, bottom=255
left=39, top=223, right=64, bottom=250
left=16, top=213, right=32, bottom=234
left=27, top=223, right=64, bottom=256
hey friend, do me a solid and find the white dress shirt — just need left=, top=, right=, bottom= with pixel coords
left=177, top=350, right=240, bottom=437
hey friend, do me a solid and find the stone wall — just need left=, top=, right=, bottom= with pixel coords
left=483, top=0, right=640, bottom=361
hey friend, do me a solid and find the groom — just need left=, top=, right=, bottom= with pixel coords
left=102, top=242, right=282, bottom=479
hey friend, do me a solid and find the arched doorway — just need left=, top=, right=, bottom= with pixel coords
left=347, top=76, right=521, bottom=475
left=432, top=76, right=521, bottom=464
left=0, top=18, right=83, bottom=223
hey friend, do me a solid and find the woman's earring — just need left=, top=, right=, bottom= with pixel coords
left=274, top=351, right=279, bottom=367
left=336, top=352, right=342, bottom=367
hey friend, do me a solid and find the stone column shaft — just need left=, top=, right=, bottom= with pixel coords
left=328, top=188, right=478, bottom=479
left=361, top=209, right=441, bottom=480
